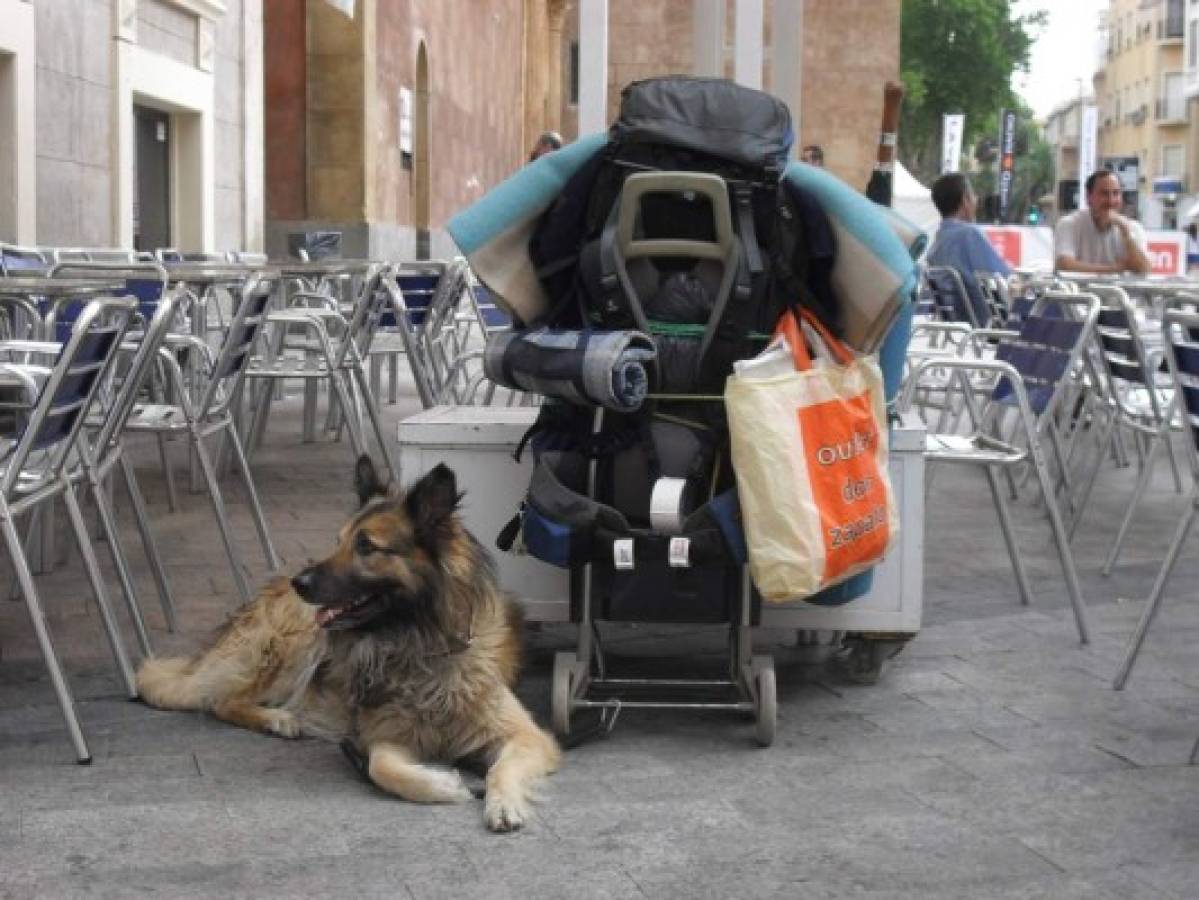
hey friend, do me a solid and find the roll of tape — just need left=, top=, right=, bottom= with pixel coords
left=649, top=477, right=690, bottom=535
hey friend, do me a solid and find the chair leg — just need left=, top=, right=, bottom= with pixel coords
left=1068, top=414, right=1115, bottom=541
left=1163, top=428, right=1185, bottom=494
left=389, top=354, right=399, bottom=405
left=118, top=454, right=177, bottom=632
left=87, top=471, right=153, bottom=657
left=223, top=422, right=281, bottom=571
left=1028, top=436, right=1091, bottom=644
left=352, top=365, right=399, bottom=482
left=191, top=427, right=253, bottom=603
left=370, top=353, right=383, bottom=405
left=247, top=377, right=277, bottom=456
left=1102, top=433, right=1163, bottom=576
left=155, top=434, right=178, bottom=513
left=0, top=510, right=93, bottom=763
left=985, top=464, right=1035, bottom=607
left=1190, top=732, right=1199, bottom=766
left=1112, top=494, right=1197, bottom=689
left=61, top=482, right=139, bottom=696
left=330, top=370, right=367, bottom=459
left=303, top=380, right=318, bottom=443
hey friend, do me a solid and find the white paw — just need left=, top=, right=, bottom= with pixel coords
left=484, top=792, right=530, bottom=833
left=265, top=709, right=301, bottom=739
left=425, top=768, right=474, bottom=803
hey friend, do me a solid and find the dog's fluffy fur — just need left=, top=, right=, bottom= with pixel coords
left=136, top=456, right=560, bottom=832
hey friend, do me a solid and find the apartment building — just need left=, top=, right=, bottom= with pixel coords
left=1095, top=0, right=1189, bottom=229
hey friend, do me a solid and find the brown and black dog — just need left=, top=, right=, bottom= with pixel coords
left=136, top=456, right=560, bottom=832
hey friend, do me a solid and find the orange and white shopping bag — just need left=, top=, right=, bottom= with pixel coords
left=724, top=308, right=898, bottom=601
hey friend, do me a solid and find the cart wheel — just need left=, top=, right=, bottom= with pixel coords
left=551, top=651, right=576, bottom=740
left=752, top=655, right=776, bottom=748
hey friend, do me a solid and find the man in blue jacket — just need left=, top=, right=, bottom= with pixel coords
left=926, top=172, right=1011, bottom=326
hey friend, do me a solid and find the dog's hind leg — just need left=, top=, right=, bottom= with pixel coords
left=136, top=657, right=204, bottom=709
left=366, top=742, right=473, bottom=804
left=483, top=692, right=562, bottom=832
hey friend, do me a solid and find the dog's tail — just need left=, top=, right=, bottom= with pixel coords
left=136, top=656, right=212, bottom=711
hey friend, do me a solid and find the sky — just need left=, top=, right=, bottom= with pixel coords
left=1011, top=0, right=1110, bottom=119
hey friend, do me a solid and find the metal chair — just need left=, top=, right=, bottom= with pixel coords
left=901, top=290, right=1101, bottom=644
left=1068, top=285, right=1184, bottom=558
left=925, top=265, right=984, bottom=328
left=73, top=285, right=190, bottom=643
left=1112, top=303, right=1199, bottom=763
left=0, top=295, right=141, bottom=763
left=121, top=271, right=281, bottom=603
left=244, top=263, right=398, bottom=480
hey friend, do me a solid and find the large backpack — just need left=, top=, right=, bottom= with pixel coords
left=529, top=76, right=837, bottom=394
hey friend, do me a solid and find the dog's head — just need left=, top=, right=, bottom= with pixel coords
left=291, top=455, right=462, bottom=631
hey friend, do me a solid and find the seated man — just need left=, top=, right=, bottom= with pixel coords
left=926, top=173, right=1011, bottom=325
left=1055, top=170, right=1151, bottom=275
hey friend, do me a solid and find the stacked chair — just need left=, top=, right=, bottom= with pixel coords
left=0, top=295, right=141, bottom=763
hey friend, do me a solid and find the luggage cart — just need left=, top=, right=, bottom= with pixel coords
left=548, top=409, right=777, bottom=747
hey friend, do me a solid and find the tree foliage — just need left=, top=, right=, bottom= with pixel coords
left=899, top=0, right=1046, bottom=184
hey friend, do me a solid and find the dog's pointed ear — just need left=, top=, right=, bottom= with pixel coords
left=404, top=464, right=460, bottom=538
left=354, top=455, right=389, bottom=507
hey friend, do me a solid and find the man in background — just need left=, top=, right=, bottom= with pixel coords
left=1055, top=169, right=1151, bottom=274
left=926, top=172, right=1011, bottom=326
left=801, top=145, right=824, bottom=167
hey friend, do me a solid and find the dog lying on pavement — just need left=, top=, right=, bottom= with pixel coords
left=137, top=456, right=560, bottom=832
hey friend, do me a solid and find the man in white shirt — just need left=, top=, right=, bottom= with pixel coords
left=1055, top=170, right=1151, bottom=275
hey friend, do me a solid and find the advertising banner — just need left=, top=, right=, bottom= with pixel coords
left=998, top=110, right=1017, bottom=221
left=941, top=114, right=964, bottom=174
left=979, top=225, right=1186, bottom=276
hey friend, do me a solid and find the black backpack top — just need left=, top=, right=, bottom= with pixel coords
left=528, top=76, right=837, bottom=394
left=612, top=76, right=794, bottom=173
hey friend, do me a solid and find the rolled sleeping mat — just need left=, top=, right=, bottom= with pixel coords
left=483, top=328, right=658, bottom=412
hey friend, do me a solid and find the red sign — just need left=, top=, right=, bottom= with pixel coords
left=985, top=228, right=1023, bottom=267
left=1146, top=240, right=1182, bottom=276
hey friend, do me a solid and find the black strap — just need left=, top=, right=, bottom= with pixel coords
left=733, top=184, right=763, bottom=275
left=496, top=506, right=522, bottom=551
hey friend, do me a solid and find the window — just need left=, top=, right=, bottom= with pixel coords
left=1162, top=143, right=1185, bottom=177
left=1162, top=71, right=1185, bottom=118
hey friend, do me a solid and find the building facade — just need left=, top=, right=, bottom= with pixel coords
left=0, top=0, right=264, bottom=253
left=1, top=1, right=899, bottom=258
left=1095, top=0, right=1190, bottom=228
left=266, top=0, right=900, bottom=259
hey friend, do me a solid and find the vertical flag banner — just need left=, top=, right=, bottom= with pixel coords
left=941, top=114, right=965, bottom=174
left=998, top=109, right=1017, bottom=221
left=1079, top=104, right=1098, bottom=208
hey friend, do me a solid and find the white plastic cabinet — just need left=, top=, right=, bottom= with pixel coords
left=397, top=406, right=924, bottom=634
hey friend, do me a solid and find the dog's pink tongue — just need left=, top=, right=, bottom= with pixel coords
left=315, top=607, right=338, bottom=627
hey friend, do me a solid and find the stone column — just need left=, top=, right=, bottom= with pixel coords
left=771, top=0, right=802, bottom=152
left=578, top=0, right=608, bottom=136
left=733, top=0, right=762, bottom=89
left=693, top=0, right=724, bottom=77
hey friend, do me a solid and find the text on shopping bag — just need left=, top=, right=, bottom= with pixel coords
left=797, top=392, right=891, bottom=582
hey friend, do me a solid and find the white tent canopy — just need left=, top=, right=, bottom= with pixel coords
left=892, top=161, right=940, bottom=233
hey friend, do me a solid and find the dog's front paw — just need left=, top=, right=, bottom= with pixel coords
left=484, top=792, right=530, bottom=833
left=265, top=709, right=300, bottom=739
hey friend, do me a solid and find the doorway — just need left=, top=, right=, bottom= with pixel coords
left=134, top=105, right=171, bottom=252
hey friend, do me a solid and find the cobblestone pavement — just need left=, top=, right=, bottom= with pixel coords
left=1, top=379, right=1196, bottom=899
